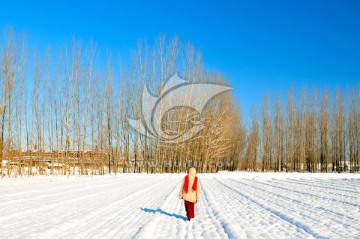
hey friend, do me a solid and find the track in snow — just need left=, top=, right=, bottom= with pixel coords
left=1, top=173, right=360, bottom=239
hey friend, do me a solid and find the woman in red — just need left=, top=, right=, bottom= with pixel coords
left=179, top=167, right=201, bottom=221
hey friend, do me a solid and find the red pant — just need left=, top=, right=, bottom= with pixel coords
left=184, top=200, right=195, bottom=219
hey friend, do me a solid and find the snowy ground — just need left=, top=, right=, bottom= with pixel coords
left=1, top=172, right=360, bottom=239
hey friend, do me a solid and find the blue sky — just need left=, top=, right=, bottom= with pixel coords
left=1, top=0, right=359, bottom=121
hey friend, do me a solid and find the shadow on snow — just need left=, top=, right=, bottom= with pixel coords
left=140, top=207, right=187, bottom=221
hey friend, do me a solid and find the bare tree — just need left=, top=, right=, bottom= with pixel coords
left=319, top=90, right=330, bottom=172
left=261, top=95, right=272, bottom=171
left=242, top=110, right=259, bottom=171
left=273, top=95, right=284, bottom=172
left=332, top=89, right=345, bottom=172
left=347, top=89, right=359, bottom=172
left=0, top=29, right=26, bottom=176
left=285, top=89, right=295, bottom=172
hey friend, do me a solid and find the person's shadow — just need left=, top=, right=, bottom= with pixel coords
left=140, top=207, right=188, bottom=221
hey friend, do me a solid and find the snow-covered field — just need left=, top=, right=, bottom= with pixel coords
left=1, top=172, right=360, bottom=239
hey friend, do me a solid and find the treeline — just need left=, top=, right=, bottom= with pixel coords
left=240, top=88, right=360, bottom=172
left=0, top=29, right=359, bottom=176
left=0, top=29, right=242, bottom=175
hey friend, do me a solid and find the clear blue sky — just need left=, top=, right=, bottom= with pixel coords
left=1, top=0, right=359, bottom=121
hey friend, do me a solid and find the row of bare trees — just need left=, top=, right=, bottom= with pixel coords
left=0, top=29, right=243, bottom=175
left=0, top=29, right=359, bottom=175
left=239, top=88, right=360, bottom=172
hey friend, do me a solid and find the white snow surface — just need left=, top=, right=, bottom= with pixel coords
left=1, top=172, right=360, bottom=239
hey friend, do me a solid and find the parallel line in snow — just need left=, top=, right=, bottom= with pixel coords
left=264, top=179, right=360, bottom=207
left=237, top=178, right=358, bottom=223
left=208, top=179, right=311, bottom=238
left=263, top=178, right=359, bottom=200
left=28, top=178, right=173, bottom=239
left=222, top=178, right=360, bottom=238
left=285, top=178, right=360, bottom=193
left=199, top=178, right=243, bottom=239
left=0, top=177, right=136, bottom=209
left=72, top=180, right=178, bottom=238
left=131, top=180, right=183, bottom=239
left=216, top=179, right=326, bottom=239
left=0, top=177, right=161, bottom=224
